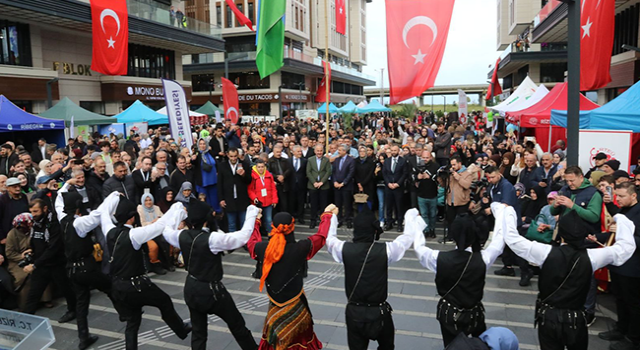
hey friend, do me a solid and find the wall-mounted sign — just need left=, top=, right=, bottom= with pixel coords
left=238, top=94, right=278, bottom=103
left=282, top=94, right=309, bottom=102
left=53, top=62, right=92, bottom=76
left=102, top=83, right=192, bottom=102
left=126, top=86, right=165, bottom=101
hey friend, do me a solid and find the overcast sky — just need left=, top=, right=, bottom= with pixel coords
left=362, top=0, right=499, bottom=104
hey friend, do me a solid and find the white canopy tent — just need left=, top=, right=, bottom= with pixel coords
left=491, top=76, right=538, bottom=113
left=497, top=84, right=550, bottom=115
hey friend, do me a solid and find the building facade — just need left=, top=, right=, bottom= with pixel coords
left=490, top=0, right=640, bottom=104
left=183, top=0, right=375, bottom=117
left=0, top=0, right=224, bottom=114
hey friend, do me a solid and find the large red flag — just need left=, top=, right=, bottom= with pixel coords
left=90, top=0, right=128, bottom=75
left=486, top=57, right=503, bottom=100
left=315, top=61, right=331, bottom=103
left=385, top=0, right=455, bottom=105
left=581, top=0, right=614, bottom=91
left=225, top=0, right=254, bottom=31
left=222, top=77, right=240, bottom=124
left=336, top=0, right=346, bottom=35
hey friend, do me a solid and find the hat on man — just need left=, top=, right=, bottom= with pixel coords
left=0, top=143, right=12, bottom=150
left=604, top=159, right=621, bottom=171
left=6, top=177, right=20, bottom=187
left=593, top=152, right=607, bottom=160
left=36, top=176, right=51, bottom=185
left=114, top=197, right=138, bottom=223
left=613, top=170, right=631, bottom=181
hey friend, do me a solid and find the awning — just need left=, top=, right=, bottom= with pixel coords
left=0, top=95, right=65, bottom=132
left=116, top=100, right=169, bottom=126
left=40, top=97, right=115, bottom=126
left=491, top=76, right=538, bottom=113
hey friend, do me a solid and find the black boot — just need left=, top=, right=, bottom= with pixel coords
left=78, top=335, right=99, bottom=350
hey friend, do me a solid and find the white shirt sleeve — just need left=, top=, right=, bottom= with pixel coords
left=587, top=214, right=637, bottom=271
left=410, top=208, right=438, bottom=271
left=387, top=209, right=420, bottom=264
left=209, top=205, right=260, bottom=254
left=129, top=202, right=185, bottom=250
left=325, top=215, right=344, bottom=263
left=502, top=204, right=552, bottom=266
left=55, top=182, right=69, bottom=221
left=73, top=192, right=120, bottom=238
left=482, top=203, right=507, bottom=269
left=98, top=192, right=121, bottom=238
left=161, top=203, right=188, bottom=248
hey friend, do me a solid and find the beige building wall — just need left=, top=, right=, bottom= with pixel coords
left=311, top=0, right=348, bottom=58
left=348, top=0, right=367, bottom=65
left=508, top=0, right=538, bottom=35
left=497, top=0, right=514, bottom=51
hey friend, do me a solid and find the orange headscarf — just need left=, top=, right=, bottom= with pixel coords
left=259, top=218, right=296, bottom=291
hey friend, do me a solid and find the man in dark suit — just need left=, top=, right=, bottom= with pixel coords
left=332, top=145, right=356, bottom=228
left=152, top=162, right=171, bottom=199
left=289, top=146, right=308, bottom=224
left=208, top=126, right=228, bottom=162
left=268, top=144, right=292, bottom=213
left=30, top=138, right=49, bottom=164
left=299, top=136, right=314, bottom=159
left=307, top=144, right=332, bottom=229
left=132, top=157, right=156, bottom=203
left=383, top=145, right=408, bottom=232
left=170, top=155, right=195, bottom=191
left=217, top=148, right=252, bottom=232
left=405, top=143, right=424, bottom=209
left=0, top=144, right=19, bottom=176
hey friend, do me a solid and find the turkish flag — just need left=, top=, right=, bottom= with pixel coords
left=336, top=0, right=346, bottom=35
left=487, top=57, right=503, bottom=100
left=315, top=61, right=331, bottom=103
left=222, top=77, right=240, bottom=124
left=581, top=0, right=614, bottom=91
left=225, top=0, right=254, bottom=31
left=90, top=0, right=128, bottom=75
left=385, top=0, right=455, bottom=105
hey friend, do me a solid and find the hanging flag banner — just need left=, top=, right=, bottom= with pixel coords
left=336, top=0, right=346, bottom=35
left=487, top=57, right=502, bottom=101
left=385, top=0, right=456, bottom=105
left=90, top=0, right=129, bottom=75
left=69, top=116, right=75, bottom=139
left=581, top=0, right=614, bottom=91
left=315, top=61, right=331, bottom=103
left=222, top=77, right=240, bottom=124
left=458, top=89, right=468, bottom=124
left=162, top=79, right=194, bottom=151
left=256, top=0, right=286, bottom=79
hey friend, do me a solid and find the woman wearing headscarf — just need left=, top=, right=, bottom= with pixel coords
left=157, top=187, right=175, bottom=214
left=176, top=182, right=197, bottom=206
left=520, top=186, right=547, bottom=227
left=193, top=138, right=220, bottom=211
left=413, top=204, right=507, bottom=347
left=247, top=205, right=338, bottom=350
left=137, top=192, right=169, bottom=275
left=500, top=152, right=517, bottom=185
left=36, top=159, right=52, bottom=181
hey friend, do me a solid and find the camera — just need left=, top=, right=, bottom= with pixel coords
left=18, top=252, right=33, bottom=268
left=436, top=166, right=451, bottom=178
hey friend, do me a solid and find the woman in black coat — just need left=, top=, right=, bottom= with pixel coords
left=355, top=146, right=376, bottom=212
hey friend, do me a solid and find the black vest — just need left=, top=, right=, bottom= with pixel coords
left=560, top=185, right=601, bottom=235
left=179, top=229, right=223, bottom=283
left=435, top=251, right=486, bottom=309
left=539, top=246, right=591, bottom=310
left=61, top=215, right=94, bottom=263
left=342, top=242, right=388, bottom=304
left=107, top=226, right=146, bottom=279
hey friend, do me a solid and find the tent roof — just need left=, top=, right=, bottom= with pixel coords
left=506, top=83, right=599, bottom=128
left=195, top=101, right=224, bottom=116
left=317, top=102, right=339, bottom=114
left=498, top=84, right=549, bottom=115
left=156, top=106, right=207, bottom=117
left=0, top=95, right=65, bottom=133
left=338, top=101, right=358, bottom=113
left=116, top=101, right=169, bottom=126
left=358, top=100, right=392, bottom=113
left=551, top=78, right=640, bottom=132
left=491, top=76, right=538, bottom=112
left=40, top=97, right=115, bottom=126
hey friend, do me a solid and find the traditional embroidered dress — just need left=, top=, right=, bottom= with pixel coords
left=248, top=211, right=335, bottom=350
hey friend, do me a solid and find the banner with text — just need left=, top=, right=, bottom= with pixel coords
left=579, top=130, right=632, bottom=173
left=162, top=79, right=193, bottom=151
left=458, top=89, right=468, bottom=124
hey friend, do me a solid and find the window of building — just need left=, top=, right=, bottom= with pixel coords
left=236, top=3, right=244, bottom=27
left=191, top=74, right=216, bottom=92
left=540, top=62, right=567, bottom=83
left=281, top=72, right=305, bottom=90
left=0, top=20, right=31, bottom=67
left=228, top=72, right=270, bottom=89
left=226, top=5, right=233, bottom=28
left=613, top=4, right=640, bottom=56
left=248, top=2, right=255, bottom=23
left=127, top=44, right=175, bottom=79
left=216, top=5, right=222, bottom=26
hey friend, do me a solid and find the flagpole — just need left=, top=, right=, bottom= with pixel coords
left=324, top=0, right=330, bottom=151
left=566, top=0, right=580, bottom=165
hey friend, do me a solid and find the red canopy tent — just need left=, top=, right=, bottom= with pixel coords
left=505, top=83, right=600, bottom=151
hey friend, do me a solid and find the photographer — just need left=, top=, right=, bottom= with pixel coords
left=442, top=155, right=474, bottom=243
left=22, top=199, right=76, bottom=322
left=531, top=153, right=557, bottom=194
left=416, top=149, right=440, bottom=238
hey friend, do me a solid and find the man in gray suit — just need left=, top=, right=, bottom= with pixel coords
left=306, top=144, right=332, bottom=229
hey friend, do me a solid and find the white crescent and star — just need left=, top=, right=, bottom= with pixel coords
left=402, top=16, right=438, bottom=65
left=100, top=9, right=121, bottom=49
left=582, top=17, right=593, bottom=39
left=226, top=107, right=239, bottom=120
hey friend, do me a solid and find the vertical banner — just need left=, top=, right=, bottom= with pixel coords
left=579, top=130, right=632, bottom=173
left=162, top=79, right=194, bottom=151
left=458, top=89, right=467, bottom=124
left=69, top=116, right=75, bottom=139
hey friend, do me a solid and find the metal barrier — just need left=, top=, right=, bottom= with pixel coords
left=0, top=310, right=55, bottom=350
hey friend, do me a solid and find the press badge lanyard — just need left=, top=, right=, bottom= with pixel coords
left=259, top=175, right=267, bottom=197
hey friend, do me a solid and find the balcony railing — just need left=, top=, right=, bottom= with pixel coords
left=534, top=0, right=562, bottom=28
left=127, top=0, right=222, bottom=39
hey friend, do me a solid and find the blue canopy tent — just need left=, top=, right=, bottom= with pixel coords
left=338, top=101, right=358, bottom=114
left=551, top=80, right=640, bottom=132
left=317, top=102, right=339, bottom=114
left=116, top=100, right=169, bottom=126
left=0, top=95, right=65, bottom=145
left=357, top=100, right=392, bottom=113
